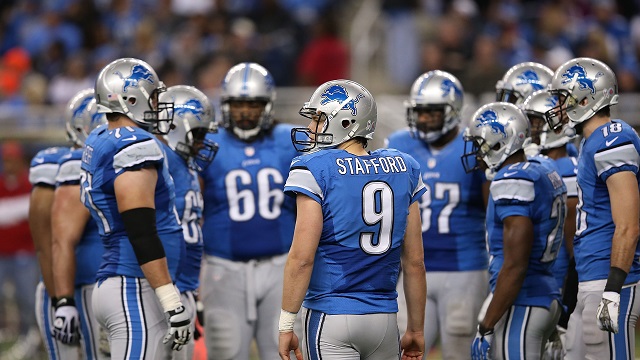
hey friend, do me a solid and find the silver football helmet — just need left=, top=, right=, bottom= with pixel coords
left=522, top=90, right=569, bottom=150
left=496, top=62, right=554, bottom=105
left=405, top=70, right=464, bottom=143
left=160, top=85, right=219, bottom=171
left=545, top=57, right=618, bottom=133
left=94, top=57, right=173, bottom=134
left=462, top=102, right=530, bottom=172
left=220, top=62, right=276, bottom=141
left=65, top=88, right=107, bottom=148
left=292, top=79, right=377, bottom=152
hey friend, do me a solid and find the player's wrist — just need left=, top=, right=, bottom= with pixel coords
left=155, top=283, right=183, bottom=313
left=55, top=296, right=76, bottom=309
left=278, top=309, right=297, bottom=333
left=478, top=323, right=494, bottom=336
left=604, top=266, right=627, bottom=293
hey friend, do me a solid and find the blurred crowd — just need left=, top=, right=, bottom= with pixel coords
left=0, top=0, right=639, bottom=114
left=385, top=0, right=640, bottom=95
left=0, top=0, right=349, bottom=112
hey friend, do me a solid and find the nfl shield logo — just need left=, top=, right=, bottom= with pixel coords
left=245, top=146, right=255, bottom=157
left=428, top=158, right=436, bottom=169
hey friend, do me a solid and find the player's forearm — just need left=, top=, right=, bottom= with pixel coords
left=281, top=255, right=313, bottom=313
left=51, top=238, right=77, bottom=298
left=29, top=189, right=55, bottom=294
left=610, top=225, right=640, bottom=273
left=481, top=264, right=527, bottom=329
left=140, top=258, right=174, bottom=289
left=402, top=260, right=427, bottom=333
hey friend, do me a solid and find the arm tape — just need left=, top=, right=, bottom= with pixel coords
left=121, top=207, right=166, bottom=265
left=604, top=266, right=628, bottom=293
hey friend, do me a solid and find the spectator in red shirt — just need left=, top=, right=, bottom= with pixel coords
left=0, top=140, right=39, bottom=356
left=296, top=14, right=349, bottom=86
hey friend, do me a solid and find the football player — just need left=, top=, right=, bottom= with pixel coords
left=386, top=70, right=489, bottom=359
left=158, top=84, right=218, bottom=360
left=463, top=102, right=566, bottom=359
left=29, top=99, right=77, bottom=360
left=523, top=90, right=580, bottom=359
left=546, top=57, right=640, bottom=360
left=81, top=58, right=190, bottom=359
left=198, top=62, right=300, bottom=359
left=279, top=79, right=426, bottom=359
left=51, top=88, right=108, bottom=359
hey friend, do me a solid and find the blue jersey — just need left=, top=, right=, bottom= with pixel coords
left=56, top=148, right=104, bottom=286
left=199, top=125, right=299, bottom=260
left=551, top=155, right=578, bottom=291
left=284, top=148, right=427, bottom=315
left=387, top=129, right=487, bottom=271
left=487, top=160, right=566, bottom=308
left=80, top=125, right=183, bottom=281
left=574, top=120, right=640, bottom=283
left=29, top=147, right=70, bottom=187
left=162, top=144, right=204, bottom=293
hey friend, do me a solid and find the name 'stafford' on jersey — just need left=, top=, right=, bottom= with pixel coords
left=333, top=155, right=410, bottom=176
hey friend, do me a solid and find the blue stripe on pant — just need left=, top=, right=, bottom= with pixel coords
left=503, top=306, right=530, bottom=360
left=612, top=286, right=636, bottom=359
left=305, top=309, right=325, bottom=360
left=76, top=285, right=96, bottom=360
left=123, top=277, right=147, bottom=359
left=42, top=288, right=59, bottom=360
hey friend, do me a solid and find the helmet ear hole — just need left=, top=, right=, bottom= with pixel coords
left=127, top=97, right=137, bottom=105
left=341, top=119, right=351, bottom=128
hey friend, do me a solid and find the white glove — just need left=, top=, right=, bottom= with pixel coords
left=596, top=291, right=620, bottom=333
left=523, top=139, right=540, bottom=158
left=164, top=305, right=191, bottom=350
left=53, top=297, right=81, bottom=345
left=542, top=326, right=565, bottom=360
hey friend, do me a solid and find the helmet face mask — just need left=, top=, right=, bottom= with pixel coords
left=495, top=62, right=553, bottom=105
left=159, top=85, right=219, bottom=171
left=545, top=57, right=618, bottom=132
left=65, top=88, right=107, bottom=147
left=406, top=70, right=463, bottom=143
left=220, top=63, right=276, bottom=141
left=292, top=80, right=377, bottom=153
left=523, top=90, right=570, bottom=149
left=95, top=58, right=174, bottom=134
left=461, top=102, right=530, bottom=173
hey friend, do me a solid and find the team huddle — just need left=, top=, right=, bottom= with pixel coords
left=26, top=54, right=640, bottom=360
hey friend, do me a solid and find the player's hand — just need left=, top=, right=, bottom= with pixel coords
left=471, top=325, right=493, bottom=360
left=597, top=291, right=620, bottom=333
left=400, top=330, right=425, bottom=360
left=278, top=331, right=302, bottom=360
left=542, top=326, right=564, bottom=360
left=163, top=305, right=191, bottom=350
left=53, top=297, right=81, bottom=345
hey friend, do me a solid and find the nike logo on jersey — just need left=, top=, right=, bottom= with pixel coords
left=123, top=135, right=138, bottom=141
left=605, top=136, right=619, bottom=147
left=503, top=171, right=518, bottom=177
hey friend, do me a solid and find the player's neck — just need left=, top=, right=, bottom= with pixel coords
left=429, top=126, right=458, bottom=150
left=582, top=115, right=611, bottom=139
left=339, top=140, right=368, bottom=156
left=499, top=150, right=526, bottom=169
left=107, top=116, right=138, bottom=130
left=542, top=146, right=567, bottom=160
